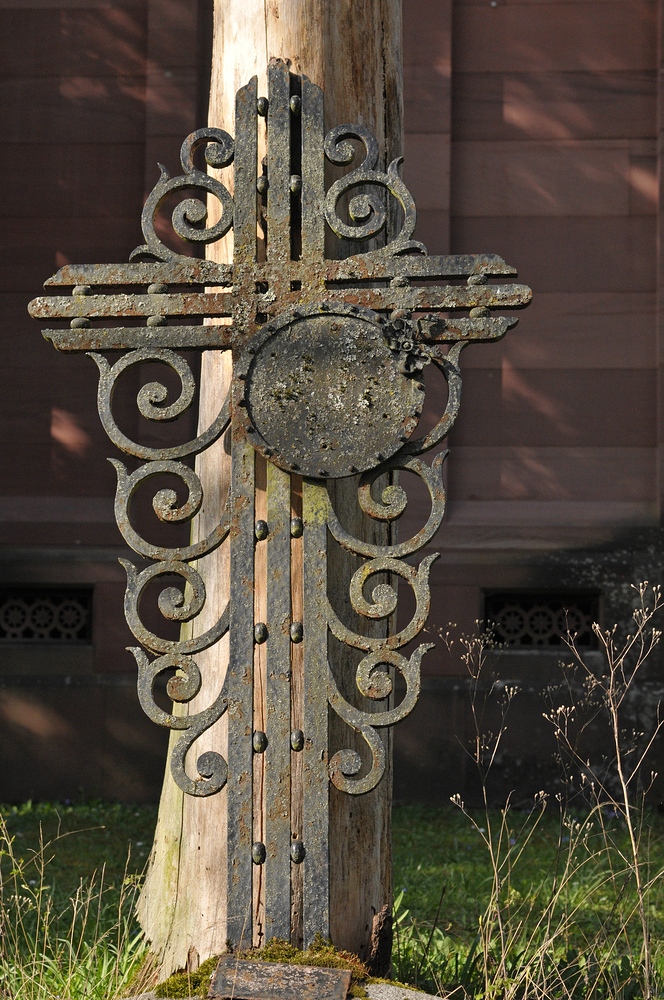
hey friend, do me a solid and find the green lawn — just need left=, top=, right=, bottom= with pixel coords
left=3, top=800, right=664, bottom=997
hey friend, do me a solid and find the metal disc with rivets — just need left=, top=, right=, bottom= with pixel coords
left=235, top=303, right=425, bottom=478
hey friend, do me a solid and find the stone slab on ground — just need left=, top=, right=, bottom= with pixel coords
left=126, top=981, right=443, bottom=1000
left=366, top=985, right=441, bottom=1000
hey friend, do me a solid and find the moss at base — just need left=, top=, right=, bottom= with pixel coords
left=153, top=937, right=422, bottom=999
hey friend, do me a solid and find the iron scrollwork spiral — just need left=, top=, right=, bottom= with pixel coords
left=92, top=346, right=233, bottom=796
left=324, top=344, right=466, bottom=795
left=131, top=127, right=235, bottom=262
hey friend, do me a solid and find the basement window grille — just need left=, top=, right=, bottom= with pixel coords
left=0, top=587, right=93, bottom=643
left=483, top=591, right=599, bottom=649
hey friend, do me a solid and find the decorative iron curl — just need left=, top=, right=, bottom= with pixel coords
left=131, top=128, right=235, bottom=262
left=110, top=459, right=231, bottom=562
left=326, top=554, right=437, bottom=652
left=328, top=645, right=433, bottom=794
left=90, top=349, right=230, bottom=460
left=120, top=558, right=229, bottom=655
left=132, top=648, right=228, bottom=796
left=323, top=124, right=425, bottom=255
left=327, top=452, right=447, bottom=559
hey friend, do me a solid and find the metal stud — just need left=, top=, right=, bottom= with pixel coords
left=72, top=285, right=91, bottom=296
left=256, top=96, right=269, bottom=116
left=252, top=842, right=267, bottom=865
left=257, top=175, right=269, bottom=196
left=147, top=315, right=166, bottom=327
left=290, top=840, right=306, bottom=864
left=289, top=94, right=301, bottom=115
left=254, top=622, right=268, bottom=644
left=255, top=519, right=269, bottom=541
left=70, top=317, right=90, bottom=329
left=290, top=729, right=305, bottom=752
left=253, top=730, right=268, bottom=753
left=289, top=175, right=302, bottom=195
left=147, top=282, right=168, bottom=294
left=290, top=517, right=303, bottom=538
left=290, top=621, right=303, bottom=643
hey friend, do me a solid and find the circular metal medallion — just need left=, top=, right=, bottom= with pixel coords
left=235, top=303, right=425, bottom=479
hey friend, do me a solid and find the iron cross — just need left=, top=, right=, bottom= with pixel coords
left=29, top=59, right=531, bottom=946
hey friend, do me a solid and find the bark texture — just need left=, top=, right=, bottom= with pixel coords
left=137, top=0, right=403, bottom=974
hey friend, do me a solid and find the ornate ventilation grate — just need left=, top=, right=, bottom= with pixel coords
left=484, top=591, right=599, bottom=649
left=0, top=588, right=93, bottom=643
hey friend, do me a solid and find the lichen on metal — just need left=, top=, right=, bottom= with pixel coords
left=29, top=58, right=531, bottom=946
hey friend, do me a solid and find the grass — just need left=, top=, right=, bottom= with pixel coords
left=3, top=586, right=664, bottom=998
left=4, top=801, right=664, bottom=998
left=0, top=801, right=156, bottom=1000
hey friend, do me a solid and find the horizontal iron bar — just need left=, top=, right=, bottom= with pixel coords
left=338, top=283, right=532, bottom=311
left=41, top=253, right=518, bottom=291
left=42, top=326, right=234, bottom=351
left=29, top=292, right=233, bottom=320
left=44, top=261, right=233, bottom=287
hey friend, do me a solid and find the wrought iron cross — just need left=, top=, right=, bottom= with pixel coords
left=29, top=60, right=531, bottom=946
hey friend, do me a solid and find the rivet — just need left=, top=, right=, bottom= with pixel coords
left=257, top=175, right=269, bottom=195
left=257, top=96, right=269, bottom=116
left=253, top=730, right=268, bottom=753
left=290, top=517, right=303, bottom=538
left=290, top=729, right=305, bottom=752
left=147, top=282, right=168, bottom=294
left=289, top=175, right=302, bottom=195
left=254, top=622, right=268, bottom=644
left=255, top=519, right=268, bottom=541
left=467, top=273, right=488, bottom=286
left=252, top=842, right=267, bottom=865
left=470, top=306, right=490, bottom=318
left=146, top=315, right=167, bottom=327
left=72, top=284, right=91, bottom=296
left=390, top=275, right=410, bottom=288
left=290, top=621, right=303, bottom=643
left=290, top=840, right=306, bottom=864
left=70, top=317, right=90, bottom=329
left=289, top=95, right=302, bottom=115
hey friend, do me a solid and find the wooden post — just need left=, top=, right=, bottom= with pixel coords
left=137, top=0, right=403, bottom=975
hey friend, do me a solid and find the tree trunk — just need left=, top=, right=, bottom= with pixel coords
left=137, top=0, right=403, bottom=975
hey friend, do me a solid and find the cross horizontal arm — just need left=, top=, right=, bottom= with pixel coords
left=43, top=261, right=233, bottom=287
left=339, top=283, right=532, bottom=312
left=40, top=326, right=233, bottom=352
left=324, top=253, right=519, bottom=282
left=29, top=292, right=233, bottom=320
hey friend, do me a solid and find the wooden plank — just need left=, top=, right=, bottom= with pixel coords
left=263, top=462, right=292, bottom=941
left=451, top=216, right=656, bottom=293
left=301, top=479, right=330, bottom=947
left=461, top=292, right=656, bottom=371
left=452, top=72, right=657, bottom=143
left=454, top=3, right=657, bottom=74
left=452, top=140, right=631, bottom=218
left=452, top=369, right=657, bottom=448
left=450, top=446, right=657, bottom=502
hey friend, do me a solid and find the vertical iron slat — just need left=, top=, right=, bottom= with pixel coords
left=233, top=77, right=258, bottom=269
left=301, top=478, right=330, bottom=945
left=263, top=461, right=292, bottom=940
left=226, top=435, right=255, bottom=948
left=266, top=60, right=291, bottom=270
left=301, top=76, right=325, bottom=268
